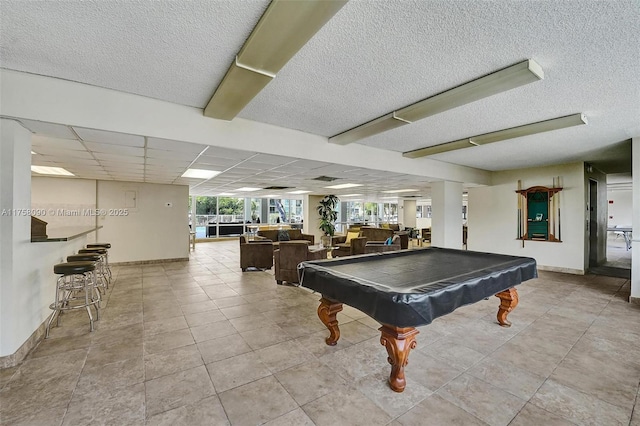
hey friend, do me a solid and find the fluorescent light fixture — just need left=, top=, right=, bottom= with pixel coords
left=204, top=0, right=347, bottom=120
left=324, top=183, right=363, bottom=189
left=403, top=113, right=587, bottom=158
left=217, top=193, right=235, bottom=196
left=31, top=151, right=37, bottom=154
left=330, top=59, right=544, bottom=145
left=181, top=169, right=221, bottom=179
left=340, top=194, right=363, bottom=197
left=382, top=189, right=418, bottom=193
left=31, top=166, right=74, bottom=176
left=236, top=187, right=261, bottom=192
left=287, top=190, right=311, bottom=194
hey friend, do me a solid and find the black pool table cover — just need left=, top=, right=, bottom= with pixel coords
left=298, top=247, right=537, bottom=328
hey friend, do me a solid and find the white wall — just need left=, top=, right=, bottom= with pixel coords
left=32, top=176, right=97, bottom=231
left=631, top=137, right=639, bottom=302
left=607, top=189, right=633, bottom=227
left=97, top=181, right=189, bottom=263
left=401, top=199, right=417, bottom=228
left=469, top=163, right=586, bottom=274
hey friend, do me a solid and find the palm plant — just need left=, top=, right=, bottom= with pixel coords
left=317, top=195, right=340, bottom=237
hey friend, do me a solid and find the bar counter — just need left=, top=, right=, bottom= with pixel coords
left=31, top=226, right=102, bottom=242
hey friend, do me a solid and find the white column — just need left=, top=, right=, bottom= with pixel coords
left=0, top=119, right=33, bottom=358
left=431, top=181, right=463, bottom=248
left=631, top=137, right=640, bottom=303
left=402, top=199, right=417, bottom=229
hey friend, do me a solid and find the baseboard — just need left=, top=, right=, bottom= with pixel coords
left=630, top=296, right=640, bottom=305
left=537, top=265, right=585, bottom=275
left=111, top=257, right=189, bottom=266
left=0, top=318, right=48, bottom=369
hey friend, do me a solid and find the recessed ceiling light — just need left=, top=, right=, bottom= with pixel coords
left=381, top=196, right=398, bottom=199
left=383, top=189, right=418, bottom=193
left=31, top=151, right=37, bottom=155
left=324, top=183, right=363, bottom=189
left=181, top=169, right=221, bottom=179
left=341, top=194, right=362, bottom=197
left=287, top=190, right=311, bottom=194
left=236, top=187, right=261, bottom=192
left=31, top=166, right=74, bottom=176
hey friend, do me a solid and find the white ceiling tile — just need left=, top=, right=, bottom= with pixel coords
left=146, top=148, right=198, bottom=161
left=18, top=119, right=77, bottom=139
left=73, top=127, right=145, bottom=147
left=94, top=153, right=144, bottom=163
left=83, top=142, right=145, bottom=156
left=32, top=135, right=86, bottom=150
left=145, top=157, right=192, bottom=167
left=146, top=137, right=207, bottom=153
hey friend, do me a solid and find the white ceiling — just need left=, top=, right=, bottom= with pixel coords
left=1, top=0, right=638, bottom=193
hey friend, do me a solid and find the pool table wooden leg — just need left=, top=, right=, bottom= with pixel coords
left=496, top=287, right=519, bottom=327
left=318, top=297, right=343, bottom=346
left=379, top=325, right=419, bottom=393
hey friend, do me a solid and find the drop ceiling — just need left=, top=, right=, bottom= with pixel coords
left=1, top=0, right=638, bottom=194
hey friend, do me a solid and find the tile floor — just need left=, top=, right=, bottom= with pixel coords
left=1, top=240, right=639, bottom=426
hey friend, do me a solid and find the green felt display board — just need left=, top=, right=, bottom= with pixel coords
left=527, top=192, right=548, bottom=239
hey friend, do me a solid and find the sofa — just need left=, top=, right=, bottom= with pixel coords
left=332, top=226, right=395, bottom=257
left=364, top=234, right=402, bottom=254
left=255, top=228, right=314, bottom=249
left=274, top=241, right=327, bottom=285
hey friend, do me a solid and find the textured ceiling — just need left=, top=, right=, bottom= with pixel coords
left=1, top=0, right=639, bottom=180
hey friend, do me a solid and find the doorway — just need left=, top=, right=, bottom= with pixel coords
left=588, top=179, right=598, bottom=268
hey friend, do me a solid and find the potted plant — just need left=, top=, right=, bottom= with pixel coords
left=317, top=195, right=340, bottom=247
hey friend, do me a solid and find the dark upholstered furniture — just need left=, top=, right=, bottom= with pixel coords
left=255, top=229, right=314, bottom=249
left=421, top=228, right=431, bottom=243
left=274, top=241, right=327, bottom=285
left=332, top=226, right=395, bottom=257
left=239, top=235, right=273, bottom=271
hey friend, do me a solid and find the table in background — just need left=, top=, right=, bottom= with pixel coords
left=299, top=247, right=537, bottom=392
left=607, top=227, right=632, bottom=250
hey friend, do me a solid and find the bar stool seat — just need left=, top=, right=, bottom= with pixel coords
left=79, top=248, right=107, bottom=255
left=46, top=261, right=100, bottom=337
left=87, top=243, right=111, bottom=249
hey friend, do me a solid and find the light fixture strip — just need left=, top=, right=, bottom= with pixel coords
left=330, top=59, right=544, bottom=145
left=403, top=113, right=587, bottom=158
left=234, top=56, right=276, bottom=78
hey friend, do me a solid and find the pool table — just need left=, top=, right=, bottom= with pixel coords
left=298, top=247, right=537, bottom=392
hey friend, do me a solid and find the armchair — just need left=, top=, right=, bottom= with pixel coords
left=332, top=226, right=395, bottom=257
left=239, top=235, right=273, bottom=271
left=274, top=241, right=327, bottom=284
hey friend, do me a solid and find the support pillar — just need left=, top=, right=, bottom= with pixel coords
left=631, top=137, right=639, bottom=304
left=431, top=181, right=463, bottom=248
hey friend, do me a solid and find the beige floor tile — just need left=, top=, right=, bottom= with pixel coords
left=396, top=394, right=488, bottom=426
left=302, top=386, right=392, bottom=426
left=63, top=382, right=145, bottom=426
left=263, top=408, right=315, bottom=426
left=437, top=373, right=527, bottom=426
left=76, top=355, right=144, bottom=394
left=144, top=344, right=204, bottom=381
left=239, top=324, right=292, bottom=350
left=319, top=337, right=390, bottom=382
left=184, top=309, right=226, bottom=327
left=403, top=350, right=465, bottom=392
left=11, top=348, right=87, bottom=385
left=530, top=379, right=631, bottom=426
left=218, top=376, right=299, bottom=426
left=2, top=405, right=68, bottom=426
left=180, top=300, right=218, bottom=315
left=196, top=333, right=252, bottom=363
left=28, top=333, right=92, bottom=359
left=189, top=319, right=236, bottom=343
left=508, top=402, right=577, bottom=426
left=419, top=338, right=486, bottom=371
left=144, top=394, right=229, bottom=426
left=0, top=373, right=78, bottom=420
left=206, top=351, right=271, bottom=392
left=143, top=328, right=194, bottom=354
left=145, top=365, right=215, bottom=417
left=275, top=360, right=347, bottom=405
left=255, top=339, right=317, bottom=373
left=354, top=368, right=432, bottom=418
left=467, top=357, right=546, bottom=400
left=229, top=313, right=276, bottom=332
left=143, top=315, right=188, bottom=336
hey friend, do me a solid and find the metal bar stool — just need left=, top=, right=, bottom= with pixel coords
left=86, top=243, right=112, bottom=283
left=78, top=247, right=109, bottom=289
left=46, top=261, right=100, bottom=337
left=67, top=253, right=105, bottom=296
